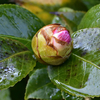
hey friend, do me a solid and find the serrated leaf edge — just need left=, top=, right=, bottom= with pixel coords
left=0, top=55, right=36, bottom=90
left=47, top=67, right=100, bottom=98
left=24, top=68, right=62, bottom=100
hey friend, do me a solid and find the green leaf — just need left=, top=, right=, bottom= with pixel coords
left=48, top=28, right=100, bottom=97
left=34, top=61, right=47, bottom=69
left=52, top=8, right=85, bottom=32
left=0, top=4, right=46, bottom=89
left=29, top=61, right=47, bottom=76
left=61, top=91, right=83, bottom=100
left=52, top=7, right=74, bottom=33
left=25, top=68, right=62, bottom=100
left=0, top=37, right=36, bottom=90
left=78, top=4, right=100, bottom=29
left=0, top=89, right=11, bottom=100
left=0, top=4, right=44, bottom=50
left=81, top=0, right=100, bottom=9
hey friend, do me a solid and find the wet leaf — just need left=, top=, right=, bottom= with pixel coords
left=0, top=4, right=44, bottom=50
left=0, top=37, right=36, bottom=90
left=78, top=4, right=100, bottom=29
left=48, top=28, right=100, bottom=97
left=0, top=89, right=11, bottom=100
left=25, top=68, right=62, bottom=100
left=52, top=8, right=85, bottom=32
left=61, top=91, right=83, bottom=100
left=0, top=4, right=46, bottom=89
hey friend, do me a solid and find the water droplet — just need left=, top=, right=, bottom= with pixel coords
left=32, top=54, right=36, bottom=60
left=11, top=75, right=14, bottom=78
left=73, top=28, right=100, bottom=51
left=18, top=72, right=21, bottom=76
left=3, top=79, right=6, bottom=84
left=96, top=18, right=100, bottom=23
left=96, top=12, right=100, bottom=16
left=4, top=69, right=8, bottom=72
left=54, top=80, right=60, bottom=84
left=0, top=78, right=3, bottom=82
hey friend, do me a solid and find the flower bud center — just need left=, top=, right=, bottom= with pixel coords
left=53, top=29, right=71, bottom=44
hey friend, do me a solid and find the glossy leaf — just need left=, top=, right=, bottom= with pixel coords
left=29, top=61, right=47, bottom=76
left=48, top=28, right=100, bottom=97
left=0, top=89, right=11, bottom=100
left=0, top=4, right=46, bottom=89
left=25, top=68, right=62, bottom=100
left=0, top=37, right=36, bottom=90
left=61, top=91, right=83, bottom=100
left=52, top=7, right=74, bottom=33
left=0, top=4, right=44, bottom=50
left=52, top=9, right=85, bottom=32
left=78, top=4, right=100, bottom=29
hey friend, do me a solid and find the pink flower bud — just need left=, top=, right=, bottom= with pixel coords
left=53, top=29, right=71, bottom=43
left=32, top=24, right=73, bottom=65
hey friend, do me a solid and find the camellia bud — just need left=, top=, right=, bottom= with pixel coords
left=32, top=24, right=73, bottom=65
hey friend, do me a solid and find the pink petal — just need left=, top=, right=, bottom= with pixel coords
left=53, top=30, right=71, bottom=43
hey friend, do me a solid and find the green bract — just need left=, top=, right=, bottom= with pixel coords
left=32, top=24, right=73, bottom=65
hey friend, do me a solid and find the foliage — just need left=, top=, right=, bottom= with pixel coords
left=0, top=0, right=100, bottom=100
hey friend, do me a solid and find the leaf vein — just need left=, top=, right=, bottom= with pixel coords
left=72, top=53, right=100, bottom=69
